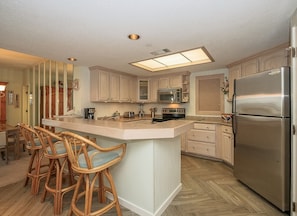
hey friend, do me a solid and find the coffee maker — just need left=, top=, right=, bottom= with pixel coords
left=84, top=108, right=95, bottom=119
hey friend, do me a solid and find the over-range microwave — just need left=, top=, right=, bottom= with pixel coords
left=157, top=88, right=182, bottom=103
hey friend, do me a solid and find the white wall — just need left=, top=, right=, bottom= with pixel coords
left=73, top=66, right=231, bottom=119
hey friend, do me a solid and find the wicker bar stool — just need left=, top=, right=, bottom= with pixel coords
left=61, top=131, right=126, bottom=216
left=34, top=126, right=76, bottom=215
left=19, top=123, right=49, bottom=195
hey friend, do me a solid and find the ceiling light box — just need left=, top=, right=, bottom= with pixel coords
left=131, top=47, right=214, bottom=72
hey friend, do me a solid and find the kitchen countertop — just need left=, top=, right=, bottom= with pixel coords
left=185, top=116, right=232, bottom=126
left=42, top=117, right=194, bottom=140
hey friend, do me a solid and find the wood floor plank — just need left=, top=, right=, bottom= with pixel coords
left=0, top=154, right=289, bottom=216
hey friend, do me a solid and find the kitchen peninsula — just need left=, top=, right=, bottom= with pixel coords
left=42, top=117, right=194, bottom=216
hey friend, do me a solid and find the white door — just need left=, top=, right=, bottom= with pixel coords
left=291, top=8, right=297, bottom=216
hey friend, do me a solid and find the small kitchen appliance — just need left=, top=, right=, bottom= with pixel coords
left=233, top=66, right=290, bottom=212
left=84, top=108, right=95, bottom=119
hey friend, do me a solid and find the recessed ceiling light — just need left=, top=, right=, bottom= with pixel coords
left=130, top=47, right=214, bottom=72
left=67, top=57, right=77, bottom=62
left=128, top=34, right=140, bottom=40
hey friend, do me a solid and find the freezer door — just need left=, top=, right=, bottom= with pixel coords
left=235, top=67, right=290, bottom=117
left=234, top=115, right=290, bottom=211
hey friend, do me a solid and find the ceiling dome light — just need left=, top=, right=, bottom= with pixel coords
left=128, top=34, right=140, bottom=40
left=67, top=57, right=77, bottom=62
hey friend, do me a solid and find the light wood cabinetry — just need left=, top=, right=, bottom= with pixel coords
left=241, top=58, right=258, bottom=77
left=90, top=67, right=137, bottom=103
left=120, top=74, right=136, bottom=102
left=183, top=122, right=233, bottom=165
left=109, top=72, right=120, bottom=102
left=227, top=43, right=289, bottom=101
left=182, top=73, right=190, bottom=102
left=221, top=126, right=234, bottom=165
left=259, top=48, right=289, bottom=71
left=186, top=123, right=216, bottom=158
left=158, top=75, right=182, bottom=89
left=149, top=78, right=158, bottom=102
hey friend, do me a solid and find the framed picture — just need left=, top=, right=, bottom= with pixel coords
left=8, top=91, right=13, bottom=105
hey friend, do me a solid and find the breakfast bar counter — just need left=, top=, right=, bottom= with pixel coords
left=42, top=117, right=194, bottom=216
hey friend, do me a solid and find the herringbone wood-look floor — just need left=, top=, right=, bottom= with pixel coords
left=0, top=155, right=289, bottom=216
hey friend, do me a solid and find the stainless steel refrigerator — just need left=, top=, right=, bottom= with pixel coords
left=233, top=66, right=291, bottom=212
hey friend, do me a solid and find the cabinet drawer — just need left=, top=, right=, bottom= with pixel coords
left=187, top=129, right=215, bottom=143
left=221, top=126, right=232, bottom=134
left=187, top=140, right=216, bottom=157
left=193, top=123, right=215, bottom=130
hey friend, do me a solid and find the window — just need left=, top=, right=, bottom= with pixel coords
left=196, top=74, right=224, bottom=115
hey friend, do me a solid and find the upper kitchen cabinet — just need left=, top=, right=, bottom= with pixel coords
left=138, top=79, right=149, bottom=101
left=158, top=74, right=182, bottom=89
left=149, top=78, right=158, bottom=102
left=259, top=48, right=289, bottom=71
left=90, top=67, right=137, bottom=103
left=241, top=58, right=259, bottom=77
left=119, top=74, right=137, bottom=102
left=227, top=43, right=289, bottom=101
left=90, top=69, right=109, bottom=102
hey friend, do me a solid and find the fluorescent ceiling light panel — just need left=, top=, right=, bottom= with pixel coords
left=131, top=47, right=214, bottom=72
left=155, top=53, right=190, bottom=66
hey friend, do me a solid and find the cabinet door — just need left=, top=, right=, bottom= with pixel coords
left=158, top=77, right=169, bottom=89
left=138, top=79, right=149, bottom=101
left=169, top=75, right=182, bottom=88
left=109, top=73, right=120, bottom=101
left=98, top=70, right=110, bottom=101
left=228, top=64, right=241, bottom=101
left=90, top=70, right=99, bottom=101
left=259, top=48, right=288, bottom=71
left=119, top=75, right=130, bottom=102
left=149, top=78, right=158, bottom=102
left=221, top=126, right=234, bottom=165
left=187, top=129, right=216, bottom=143
left=187, top=140, right=216, bottom=157
left=129, top=76, right=137, bottom=102
left=241, top=58, right=258, bottom=77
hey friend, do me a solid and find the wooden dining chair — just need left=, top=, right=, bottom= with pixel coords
left=61, top=131, right=126, bottom=216
left=19, top=123, right=49, bottom=195
left=6, top=127, right=20, bottom=160
left=0, top=131, right=8, bottom=164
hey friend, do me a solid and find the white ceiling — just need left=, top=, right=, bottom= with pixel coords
left=0, top=0, right=296, bottom=76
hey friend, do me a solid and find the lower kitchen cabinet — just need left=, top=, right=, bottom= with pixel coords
left=186, top=123, right=217, bottom=158
left=183, top=122, right=234, bottom=166
left=221, top=125, right=234, bottom=165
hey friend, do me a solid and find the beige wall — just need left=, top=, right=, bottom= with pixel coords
left=0, top=68, right=26, bottom=126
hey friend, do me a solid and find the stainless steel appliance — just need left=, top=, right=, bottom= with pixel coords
left=233, top=66, right=291, bottom=212
left=157, top=88, right=182, bottom=104
left=84, top=108, right=95, bottom=119
left=152, top=108, right=185, bottom=122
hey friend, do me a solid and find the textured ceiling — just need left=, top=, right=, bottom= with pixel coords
left=0, top=0, right=296, bottom=76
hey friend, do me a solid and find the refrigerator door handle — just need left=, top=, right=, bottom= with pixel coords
left=232, top=91, right=236, bottom=137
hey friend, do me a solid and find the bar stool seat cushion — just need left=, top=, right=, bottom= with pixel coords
left=28, top=138, right=41, bottom=146
left=46, top=141, right=67, bottom=155
left=78, top=150, right=120, bottom=168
